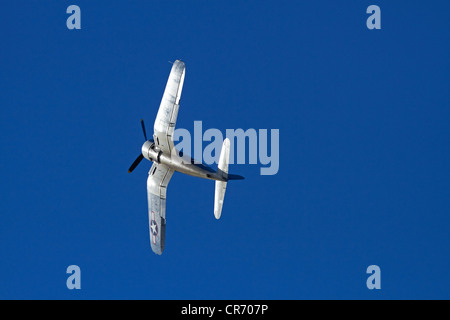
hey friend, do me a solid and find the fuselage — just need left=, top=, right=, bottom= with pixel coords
left=141, top=140, right=226, bottom=182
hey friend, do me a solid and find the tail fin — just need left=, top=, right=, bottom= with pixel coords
left=214, top=138, right=230, bottom=219
left=227, top=173, right=245, bottom=180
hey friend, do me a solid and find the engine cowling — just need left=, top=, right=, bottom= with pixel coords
left=141, top=140, right=159, bottom=162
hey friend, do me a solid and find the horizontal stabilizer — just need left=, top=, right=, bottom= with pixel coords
left=214, top=138, right=230, bottom=219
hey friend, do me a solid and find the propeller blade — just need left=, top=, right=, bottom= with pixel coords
left=128, top=154, right=144, bottom=173
left=140, top=119, right=148, bottom=141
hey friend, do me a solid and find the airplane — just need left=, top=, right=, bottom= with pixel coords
left=128, top=60, right=244, bottom=255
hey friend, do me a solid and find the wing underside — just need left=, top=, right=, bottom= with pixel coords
left=147, top=163, right=174, bottom=255
left=153, top=60, right=185, bottom=156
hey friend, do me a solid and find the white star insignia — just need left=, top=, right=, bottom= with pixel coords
left=151, top=222, right=157, bottom=235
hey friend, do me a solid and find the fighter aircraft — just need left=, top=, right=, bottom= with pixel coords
left=128, top=60, right=244, bottom=255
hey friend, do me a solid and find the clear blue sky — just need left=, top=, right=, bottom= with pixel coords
left=1, top=1, right=449, bottom=299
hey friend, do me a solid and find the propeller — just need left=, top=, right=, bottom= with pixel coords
left=128, top=154, right=144, bottom=173
left=128, top=119, right=151, bottom=173
left=140, top=118, right=147, bottom=141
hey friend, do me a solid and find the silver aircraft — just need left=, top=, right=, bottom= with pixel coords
left=128, top=60, right=244, bottom=255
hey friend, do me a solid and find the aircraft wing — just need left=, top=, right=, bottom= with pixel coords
left=147, top=162, right=174, bottom=255
left=153, top=60, right=186, bottom=156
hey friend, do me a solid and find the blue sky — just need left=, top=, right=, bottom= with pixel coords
left=0, top=1, right=449, bottom=299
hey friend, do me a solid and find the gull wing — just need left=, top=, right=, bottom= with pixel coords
left=153, top=60, right=186, bottom=156
left=147, top=162, right=174, bottom=255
